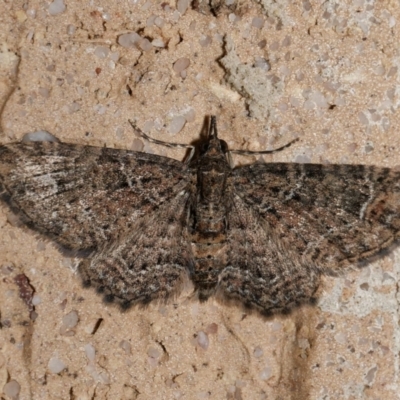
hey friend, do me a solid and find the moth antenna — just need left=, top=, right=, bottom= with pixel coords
left=128, top=120, right=195, bottom=162
left=230, top=137, right=299, bottom=156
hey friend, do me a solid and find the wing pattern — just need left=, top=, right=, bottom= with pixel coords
left=231, top=163, right=400, bottom=272
left=1, top=128, right=400, bottom=314
left=215, top=163, right=400, bottom=314
left=0, top=142, right=190, bottom=250
left=0, top=141, right=194, bottom=306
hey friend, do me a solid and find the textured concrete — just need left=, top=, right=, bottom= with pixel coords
left=1, top=1, right=400, bottom=399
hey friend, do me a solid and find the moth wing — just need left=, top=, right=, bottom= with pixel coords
left=217, top=163, right=400, bottom=314
left=217, top=193, right=321, bottom=315
left=231, top=162, right=400, bottom=273
left=0, top=142, right=190, bottom=251
left=78, top=188, right=195, bottom=307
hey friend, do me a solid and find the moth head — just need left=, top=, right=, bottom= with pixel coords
left=199, top=116, right=229, bottom=158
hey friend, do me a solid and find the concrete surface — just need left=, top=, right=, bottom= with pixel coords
left=1, top=1, right=400, bottom=399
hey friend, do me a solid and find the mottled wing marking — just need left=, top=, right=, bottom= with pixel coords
left=217, top=193, right=321, bottom=315
left=0, top=142, right=189, bottom=251
left=231, top=163, right=400, bottom=274
left=78, top=188, right=194, bottom=307
left=2, top=119, right=400, bottom=314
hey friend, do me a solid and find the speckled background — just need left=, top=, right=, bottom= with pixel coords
left=1, top=1, right=400, bottom=399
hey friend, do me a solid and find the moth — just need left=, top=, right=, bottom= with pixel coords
left=1, top=117, right=399, bottom=315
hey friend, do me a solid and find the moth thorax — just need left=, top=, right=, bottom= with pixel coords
left=198, top=169, right=227, bottom=201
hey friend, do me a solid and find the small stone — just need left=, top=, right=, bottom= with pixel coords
left=146, top=14, right=157, bottom=27
left=196, top=331, right=209, bottom=350
left=228, top=13, right=237, bottom=23
left=85, top=344, right=96, bottom=362
left=303, top=99, right=315, bottom=110
left=254, top=57, right=270, bottom=71
left=118, top=32, right=141, bottom=48
left=119, top=340, right=132, bottom=355
left=205, top=323, right=218, bottom=334
left=199, top=35, right=212, bottom=47
left=184, top=108, right=196, bottom=123
left=30, top=310, right=38, bottom=321
left=358, top=112, right=369, bottom=125
left=154, top=17, right=164, bottom=27
left=63, top=310, right=79, bottom=328
left=259, top=366, right=272, bottom=380
left=48, top=0, right=66, bottom=15
left=152, top=38, right=165, bottom=48
left=3, top=380, right=21, bottom=399
left=297, top=338, right=310, bottom=349
left=253, top=346, right=263, bottom=358
left=67, top=24, right=75, bottom=35
left=282, top=35, right=291, bottom=47
left=60, top=310, right=79, bottom=335
left=147, top=347, right=161, bottom=359
left=110, top=51, right=119, bottom=62
left=173, top=58, right=190, bottom=73
left=0, top=263, right=14, bottom=275
left=168, top=116, right=186, bottom=135
left=334, top=332, right=347, bottom=345
left=252, top=17, right=264, bottom=29
left=365, top=366, right=378, bottom=384
left=309, top=91, right=328, bottom=108
left=94, top=46, right=109, bottom=59
left=26, top=9, right=36, bottom=18
left=22, top=131, right=60, bottom=142
left=15, top=10, right=28, bottom=24
left=48, top=357, right=66, bottom=374
left=303, top=0, right=312, bottom=11
left=139, top=38, right=152, bottom=52
left=258, top=39, right=266, bottom=48
left=177, top=0, right=190, bottom=14
left=364, top=142, right=374, bottom=154
left=374, top=65, right=385, bottom=76
left=131, top=139, right=144, bottom=152
left=69, top=102, right=81, bottom=113
left=31, top=294, right=42, bottom=306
